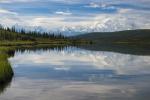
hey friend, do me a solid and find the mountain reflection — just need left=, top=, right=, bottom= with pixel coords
left=10, top=47, right=150, bottom=76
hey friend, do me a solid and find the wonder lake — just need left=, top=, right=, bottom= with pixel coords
left=0, top=46, right=150, bottom=100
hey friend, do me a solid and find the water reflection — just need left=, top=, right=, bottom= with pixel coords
left=10, top=47, right=150, bottom=76
left=78, top=43, right=150, bottom=55
left=0, top=46, right=150, bottom=100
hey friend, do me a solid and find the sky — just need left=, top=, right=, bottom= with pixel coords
left=0, top=0, right=150, bottom=34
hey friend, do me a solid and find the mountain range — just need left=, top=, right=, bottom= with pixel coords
left=12, top=17, right=149, bottom=36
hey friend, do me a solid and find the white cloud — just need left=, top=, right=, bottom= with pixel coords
left=55, top=11, right=72, bottom=16
left=0, top=0, right=11, bottom=3
left=85, top=2, right=115, bottom=9
left=0, top=0, right=82, bottom=4
left=0, top=8, right=18, bottom=15
left=85, top=2, right=107, bottom=8
left=88, top=2, right=102, bottom=8
left=118, top=8, right=132, bottom=14
left=0, top=0, right=37, bottom=3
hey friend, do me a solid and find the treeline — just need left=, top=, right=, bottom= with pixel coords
left=0, top=25, right=66, bottom=41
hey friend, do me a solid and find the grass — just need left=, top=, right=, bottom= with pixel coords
left=0, top=46, right=14, bottom=85
left=0, top=51, right=13, bottom=84
left=0, top=39, right=91, bottom=46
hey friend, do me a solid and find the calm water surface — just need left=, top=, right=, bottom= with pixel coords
left=0, top=47, right=150, bottom=100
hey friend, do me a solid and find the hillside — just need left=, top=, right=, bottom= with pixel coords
left=75, top=29, right=150, bottom=44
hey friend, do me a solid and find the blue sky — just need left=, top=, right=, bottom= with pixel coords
left=0, top=0, right=150, bottom=33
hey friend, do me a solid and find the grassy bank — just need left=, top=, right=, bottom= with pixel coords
left=0, top=39, right=91, bottom=46
left=0, top=47, right=14, bottom=94
left=0, top=47, right=14, bottom=83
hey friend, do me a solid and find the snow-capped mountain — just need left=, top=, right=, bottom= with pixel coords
left=12, top=17, right=149, bottom=36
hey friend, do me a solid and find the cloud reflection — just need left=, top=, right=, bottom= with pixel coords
left=9, top=47, right=150, bottom=75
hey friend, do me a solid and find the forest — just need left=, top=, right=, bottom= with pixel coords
left=0, top=25, right=90, bottom=46
left=0, top=25, right=66, bottom=41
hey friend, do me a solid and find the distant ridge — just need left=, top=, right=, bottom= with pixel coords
left=75, top=29, right=150, bottom=43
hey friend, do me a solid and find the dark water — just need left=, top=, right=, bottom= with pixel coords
left=0, top=46, right=150, bottom=100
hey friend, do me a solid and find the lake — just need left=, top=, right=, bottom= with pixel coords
left=0, top=46, right=150, bottom=100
